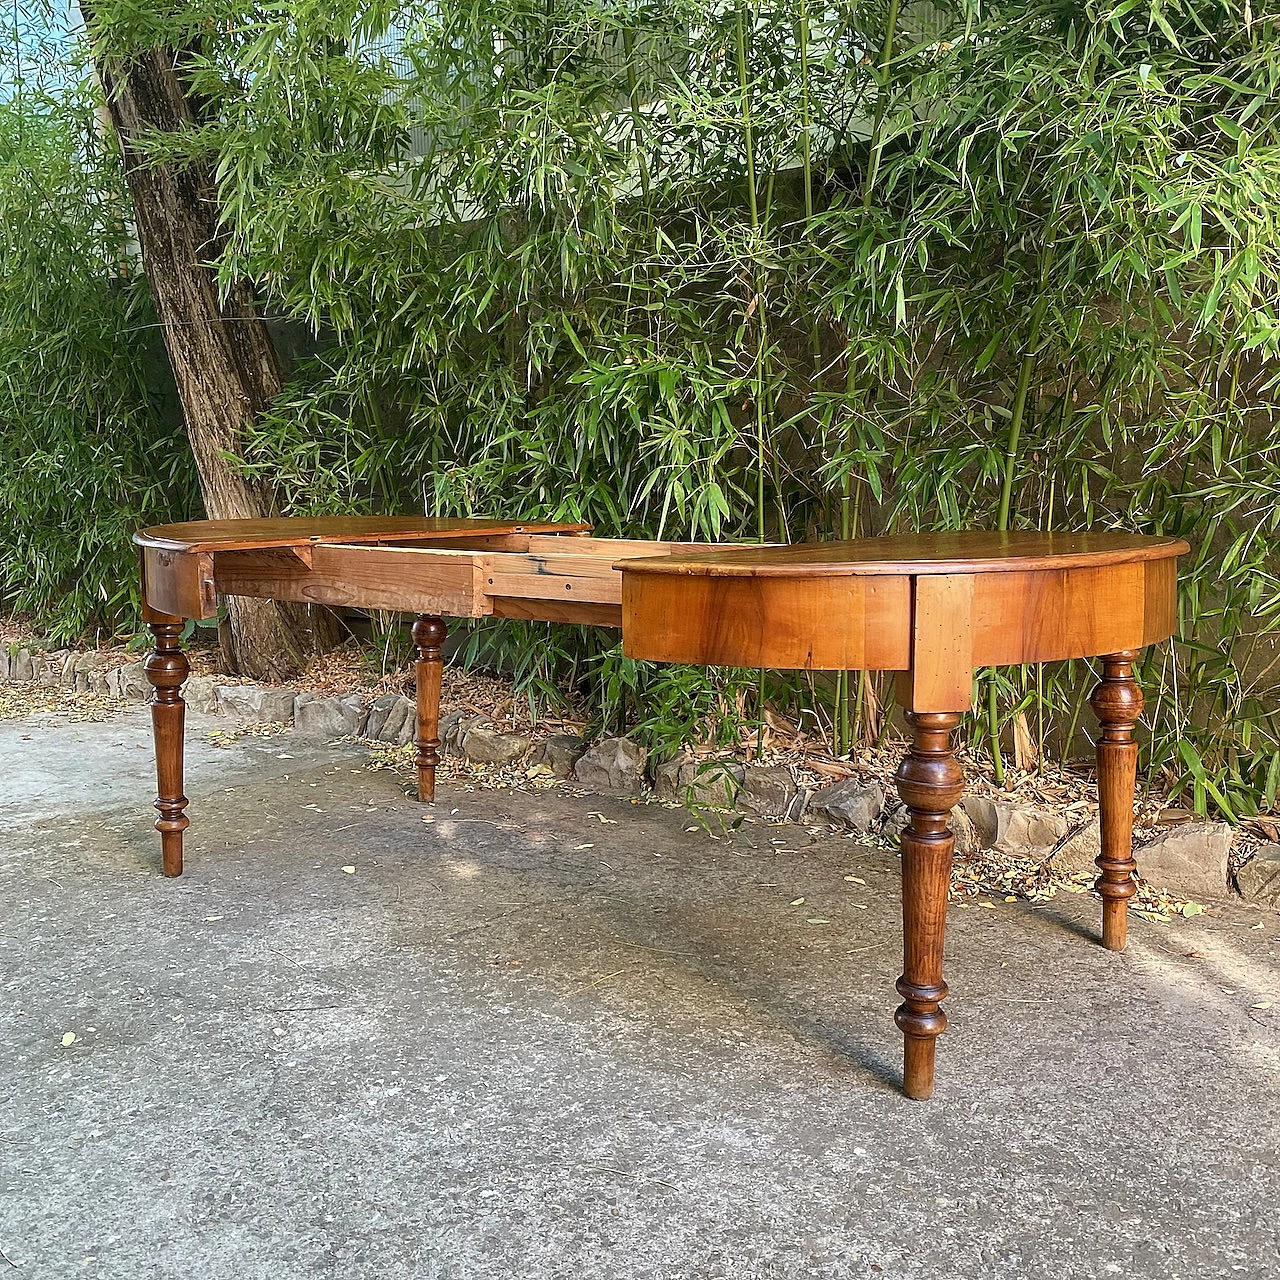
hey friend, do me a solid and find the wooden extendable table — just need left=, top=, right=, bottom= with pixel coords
left=134, top=517, right=1188, bottom=1098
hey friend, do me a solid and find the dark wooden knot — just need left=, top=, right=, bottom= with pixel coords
left=894, top=711, right=964, bottom=817
left=144, top=652, right=189, bottom=686
left=412, top=615, right=447, bottom=658
left=896, top=972, right=949, bottom=1040
left=895, top=977, right=948, bottom=1006
left=1090, top=651, right=1144, bottom=734
left=153, top=798, right=189, bottom=834
left=144, top=624, right=189, bottom=702
left=894, top=981, right=949, bottom=1041
left=1095, top=852, right=1138, bottom=903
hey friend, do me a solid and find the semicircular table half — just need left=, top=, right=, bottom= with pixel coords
left=134, top=519, right=1188, bottom=1099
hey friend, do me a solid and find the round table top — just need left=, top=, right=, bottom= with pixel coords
left=619, top=530, right=1189, bottom=577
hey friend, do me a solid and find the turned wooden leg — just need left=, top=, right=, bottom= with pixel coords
left=144, top=615, right=190, bottom=877
left=894, top=711, right=964, bottom=1100
left=1091, top=651, right=1144, bottom=951
left=413, top=615, right=446, bottom=803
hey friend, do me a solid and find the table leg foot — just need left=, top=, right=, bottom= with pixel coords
left=893, top=710, right=964, bottom=1101
left=1091, top=652, right=1143, bottom=952
left=145, top=618, right=189, bottom=877
left=413, top=615, right=446, bottom=803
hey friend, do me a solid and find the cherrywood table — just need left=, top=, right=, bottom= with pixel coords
left=134, top=517, right=1187, bottom=1099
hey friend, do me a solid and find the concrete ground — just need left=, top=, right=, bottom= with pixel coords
left=1, top=708, right=1278, bottom=1280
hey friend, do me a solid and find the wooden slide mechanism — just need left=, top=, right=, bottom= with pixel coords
left=135, top=519, right=739, bottom=870
left=135, top=519, right=1187, bottom=1101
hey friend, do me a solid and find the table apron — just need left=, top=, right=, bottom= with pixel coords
left=620, top=559, right=1177, bottom=677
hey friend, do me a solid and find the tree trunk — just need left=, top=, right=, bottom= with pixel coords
left=84, top=15, right=341, bottom=680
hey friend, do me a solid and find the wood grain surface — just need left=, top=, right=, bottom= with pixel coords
left=620, top=573, right=913, bottom=670
left=135, top=515, right=592, bottom=553
left=619, top=530, right=1189, bottom=576
left=213, top=545, right=491, bottom=618
left=622, top=544, right=1184, bottom=676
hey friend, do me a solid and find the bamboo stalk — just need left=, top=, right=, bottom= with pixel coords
left=829, top=0, right=905, bottom=757
left=621, top=26, right=652, bottom=202
left=862, top=0, right=902, bottom=210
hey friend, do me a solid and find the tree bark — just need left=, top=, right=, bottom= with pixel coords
left=84, top=14, right=341, bottom=679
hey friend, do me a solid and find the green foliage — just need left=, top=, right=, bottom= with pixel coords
left=64, top=0, right=1280, bottom=814
left=873, top=0, right=1280, bottom=816
left=0, top=65, right=195, bottom=642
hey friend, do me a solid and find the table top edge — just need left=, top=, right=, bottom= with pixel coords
left=615, top=533, right=1191, bottom=576
left=134, top=516, right=593, bottom=553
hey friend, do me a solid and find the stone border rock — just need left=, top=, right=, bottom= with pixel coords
left=1236, top=843, right=1280, bottom=910
left=1, top=644, right=1253, bottom=907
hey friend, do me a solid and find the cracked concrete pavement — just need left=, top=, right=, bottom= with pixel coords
left=1, top=707, right=1278, bottom=1279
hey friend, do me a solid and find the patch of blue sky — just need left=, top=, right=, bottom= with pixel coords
left=3, top=0, right=81, bottom=95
